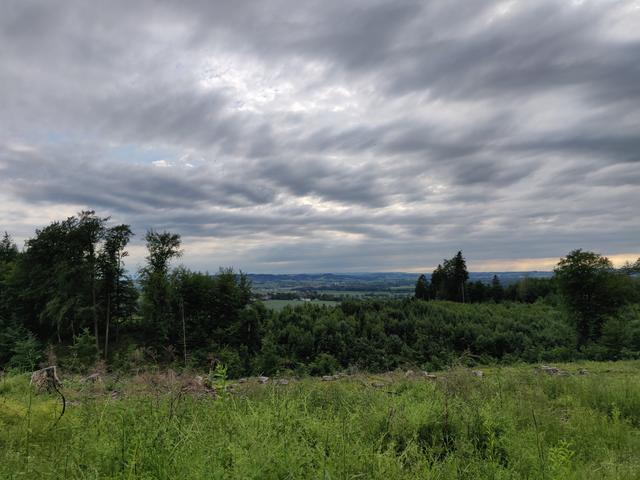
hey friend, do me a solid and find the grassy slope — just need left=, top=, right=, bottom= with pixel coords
left=1, top=361, right=640, bottom=479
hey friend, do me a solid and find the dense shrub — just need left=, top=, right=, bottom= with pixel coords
left=255, top=300, right=575, bottom=375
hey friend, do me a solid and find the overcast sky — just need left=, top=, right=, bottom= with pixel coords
left=1, top=0, right=639, bottom=273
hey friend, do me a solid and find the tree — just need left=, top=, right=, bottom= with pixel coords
left=75, top=211, right=108, bottom=351
left=144, top=230, right=182, bottom=275
left=414, top=274, right=429, bottom=300
left=0, top=232, right=19, bottom=325
left=429, top=253, right=469, bottom=302
left=5, top=212, right=113, bottom=349
left=449, top=251, right=469, bottom=302
left=98, top=224, right=133, bottom=358
left=10, top=215, right=93, bottom=343
left=430, top=264, right=445, bottom=299
left=0, top=232, right=18, bottom=264
left=167, top=266, right=260, bottom=371
left=554, top=249, right=625, bottom=346
left=140, top=230, right=182, bottom=342
left=490, top=275, right=504, bottom=302
left=437, top=251, right=469, bottom=302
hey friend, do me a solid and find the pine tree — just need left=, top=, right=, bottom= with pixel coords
left=414, top=274, right=429, bottom=300
left=451, top=251, right=469, bottom=302
left=0, top=232, right=18, bottom=264
left=430, top=264, right=445, bottom=299
left=491, top=275, right=504, bottom=302
left=441, top=251, right=469, bottom=302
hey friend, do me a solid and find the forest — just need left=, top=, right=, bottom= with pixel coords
left=1, top=210, right=639, bottom=377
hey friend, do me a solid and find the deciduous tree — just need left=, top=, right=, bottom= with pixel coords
left=554, top=249, right=630, bottom=346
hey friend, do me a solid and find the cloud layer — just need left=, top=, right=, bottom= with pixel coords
left=1, top=0, right=639, bottom=272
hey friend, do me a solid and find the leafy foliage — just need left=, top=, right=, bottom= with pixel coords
left=555, top=249, right=639, bottom=346
left=256, top=300, right=574, bottom=375
left=0, top=212, right=136, bottom=359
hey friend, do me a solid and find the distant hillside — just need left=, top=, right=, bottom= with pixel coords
left=247, top=271, right=552, bottom=293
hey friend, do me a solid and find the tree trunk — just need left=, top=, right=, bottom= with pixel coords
left=89, top=244, right=99, bottom=352
left=92, top=268, right=99, bottom=352
left=181, top=297, right=187, bottom=368
left=104, top=293, right=111, bottom=359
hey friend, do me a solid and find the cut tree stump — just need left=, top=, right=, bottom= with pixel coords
left=30, top=366, right=62, bottom=393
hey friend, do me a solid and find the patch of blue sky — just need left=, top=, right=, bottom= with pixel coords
left=15, top=129, right=80, bottom=146
left=45, top=131, right=75, bottom=144
left=107, top=144, right=178, bottom=166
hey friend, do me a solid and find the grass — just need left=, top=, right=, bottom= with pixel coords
left=1, top=361, right=640, bottom=479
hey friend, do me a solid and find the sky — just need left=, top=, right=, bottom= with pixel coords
left=1, top=0, right=639, bottom=273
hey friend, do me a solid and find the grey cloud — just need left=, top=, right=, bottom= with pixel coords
left=383, top=2, right=640, bottom=102
left=586, top=164, right=640, bottom=187
left=1, top=0, right=639, bottom=272
left=514, top=133, right=640, bottom=165
left=170, top=0, right=640, bottom=106
left=0, top=147, right=277, bottom=212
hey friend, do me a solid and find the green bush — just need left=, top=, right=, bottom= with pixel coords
left=309, top=352, right=340, bottom=375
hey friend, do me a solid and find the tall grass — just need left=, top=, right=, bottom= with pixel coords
left=1, top=361, right=640, bottom=479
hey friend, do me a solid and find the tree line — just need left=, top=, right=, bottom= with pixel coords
left=0, top=211, right=264, bottom=372
left=414, top=250, right=640, bottom=347
left=1, top=211, right=639, bottom=375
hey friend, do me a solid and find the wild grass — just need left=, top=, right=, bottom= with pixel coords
left=1, top=361, right=640, bottom=479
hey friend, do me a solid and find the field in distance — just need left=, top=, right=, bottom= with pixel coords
left=263, top=298, right=339, bottom=310
left=250, top=271, right=552, bottom=304
left=2, top=360, right=639, bottom=479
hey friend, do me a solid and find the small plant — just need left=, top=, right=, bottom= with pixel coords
left=548, top=440, right=575, bottom=479
left=68, top=329, right=98, bottom=371
left=208, top=362, right=229, bottom=395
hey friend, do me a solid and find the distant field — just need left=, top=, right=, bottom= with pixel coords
left=247, top=271, right=553, bottom=293
left=309, top=289, right=406, bottom=297
left=310, top=289, right=381, bottom=296
left=1, top=361, right=639, bottom=479
left=263, top=299, right=339, bottom=310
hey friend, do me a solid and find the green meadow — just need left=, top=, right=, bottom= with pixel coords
left=2, top=361, right=640, bottom=479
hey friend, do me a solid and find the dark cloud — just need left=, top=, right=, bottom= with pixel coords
left=1, top=0, right=639, bottom=272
